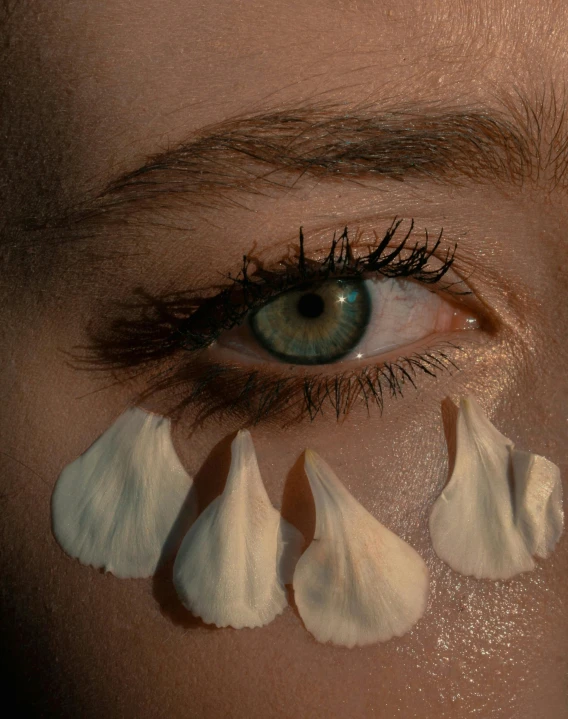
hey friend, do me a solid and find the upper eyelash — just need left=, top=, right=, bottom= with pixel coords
left=82, top=218, right=460, bottom=371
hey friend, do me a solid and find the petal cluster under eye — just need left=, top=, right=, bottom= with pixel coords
left=51, top=395, right=563, bottom=646
left=51, top=409, right=429, bottom=644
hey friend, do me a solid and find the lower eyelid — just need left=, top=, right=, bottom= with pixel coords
left=150, top=336, right=472, bottom=426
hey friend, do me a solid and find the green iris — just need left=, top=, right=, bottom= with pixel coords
left=250, top=279, right=371, bottom=364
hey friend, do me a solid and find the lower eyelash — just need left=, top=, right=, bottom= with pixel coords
left=133, top=343, right=462, bottom=426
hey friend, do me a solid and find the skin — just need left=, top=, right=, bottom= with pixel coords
left=1, top=1, right=567, bottom=717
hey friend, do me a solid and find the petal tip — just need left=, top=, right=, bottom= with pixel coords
left=304, top=448, right=318, bottom=464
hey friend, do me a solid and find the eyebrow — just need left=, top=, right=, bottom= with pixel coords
left=46, top=97, right=564, bottom=228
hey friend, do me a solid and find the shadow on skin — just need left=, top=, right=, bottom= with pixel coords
left=441, top=396, right=459, bottom=479
left=280, top=451, right=315, bottom=623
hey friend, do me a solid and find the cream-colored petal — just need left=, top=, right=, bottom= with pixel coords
left=429, top=397, right=535, bottom=580
left=173, top=430, right=303, bottom=629
left=52, top=407, right=195, bottom=579
left=293, top=450, right=429, bottom=648
left=512, top=449, right=564, bottom=558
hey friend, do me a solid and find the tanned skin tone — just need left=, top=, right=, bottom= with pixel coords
left=1, top=1, right=567, bottom=717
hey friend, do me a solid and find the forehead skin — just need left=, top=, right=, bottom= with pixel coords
left=1, top=1, right=567, bottom=718
left=6, top=0, right=568, bottom=205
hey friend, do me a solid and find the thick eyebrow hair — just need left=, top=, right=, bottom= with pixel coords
left=45, top=97, right=566, bottom=228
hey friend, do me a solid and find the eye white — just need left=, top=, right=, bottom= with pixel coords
left=340, top=277, right=463, bottom=361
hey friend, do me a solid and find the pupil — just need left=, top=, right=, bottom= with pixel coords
left=297, top=293, right=325, bottom=319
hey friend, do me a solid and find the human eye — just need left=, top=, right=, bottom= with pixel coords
left=85, top=219, right=483, bottom=424
left=223, top=273, right=473, bottom=366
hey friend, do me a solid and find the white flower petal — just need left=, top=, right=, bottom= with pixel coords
left=429, top=397, right=535, bottom=580
left=293, top=450, right=429, bottom=648
left=173, top=430, right=303, bottom=629
left=52, top=407, right=195, bottom=579
left=512, top=448, right=564, bottom=558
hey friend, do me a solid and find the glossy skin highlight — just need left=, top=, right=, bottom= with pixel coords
left=1, top=1, right=567, bottom=717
